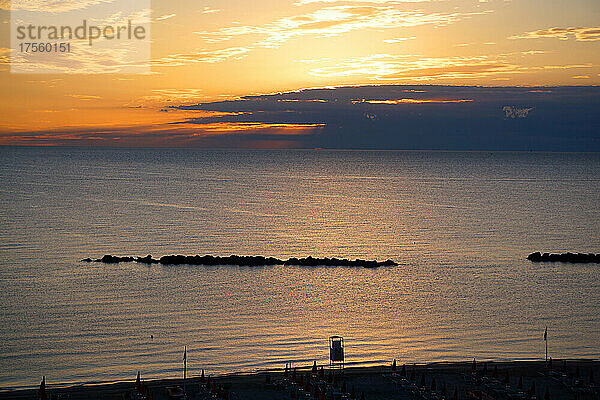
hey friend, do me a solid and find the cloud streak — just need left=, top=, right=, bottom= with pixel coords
left=307, top=54, right=519, bottom=80
left=510, top=26, right=600, bottom=42
left=196, top=6, right=475, bottom=48
left=4, top=0, right=117, bottom=12
left=154, top=47, right=251, bottom=65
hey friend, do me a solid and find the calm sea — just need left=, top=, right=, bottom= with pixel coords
left=0, top=147, right=599, bottom=389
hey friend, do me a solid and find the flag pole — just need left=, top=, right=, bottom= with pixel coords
left=544, top=327, right=548, bottom=363
left=184, top=346, right=187, bottom=396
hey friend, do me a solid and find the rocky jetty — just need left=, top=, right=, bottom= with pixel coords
left=82, top=254, right=398, bottom=268
left=527, top=252, right=600, bottom=263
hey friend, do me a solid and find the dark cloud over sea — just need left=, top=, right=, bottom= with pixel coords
left=175, top=85, right=600, bottom=151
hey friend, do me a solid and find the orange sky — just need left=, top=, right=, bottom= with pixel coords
left=0, top=0, right=599, bottom=146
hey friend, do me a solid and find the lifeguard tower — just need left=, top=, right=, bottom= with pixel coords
left=329, top=336, right=344, bottom=371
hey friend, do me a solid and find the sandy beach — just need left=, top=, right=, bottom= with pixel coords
left=2, top=359, right=598, bottom=400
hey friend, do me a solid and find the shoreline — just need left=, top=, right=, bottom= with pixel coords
left=2, top=359, right=598, bottom=399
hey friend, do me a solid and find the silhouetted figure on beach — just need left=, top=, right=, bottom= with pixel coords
left=391, top=359, right=397, bottom=372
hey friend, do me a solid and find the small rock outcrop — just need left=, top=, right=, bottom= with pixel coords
left=527, top=252, right=600, bottom=263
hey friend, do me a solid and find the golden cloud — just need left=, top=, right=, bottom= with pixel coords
left=307, top=54, right=520, bottom=80
left=510, top=26, right=600, bottom=42
left=196, top=6, right=475, bottom=48
left=154, top=47, right=251, bottom=65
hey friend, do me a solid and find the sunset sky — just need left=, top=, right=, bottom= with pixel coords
left=0, top=0, right=599, bottom=148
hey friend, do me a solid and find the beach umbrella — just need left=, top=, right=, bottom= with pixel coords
left=392, top=359, right=397, bottom=372
left=39, top=376, right=46, bottom=400
left=518, top=376, right=523, bottom=389
left=431, top=378, right=437, bottom=391
left=312, top=361, right=318, bottom=374
left=401, top=364, right=406, bottom=377
left=529, top=380, right=536, bottom=397
left=544, top=386, right=550, bottom=400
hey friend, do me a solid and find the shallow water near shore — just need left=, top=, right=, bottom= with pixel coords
left=1, top=148, right=599, bottom=389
